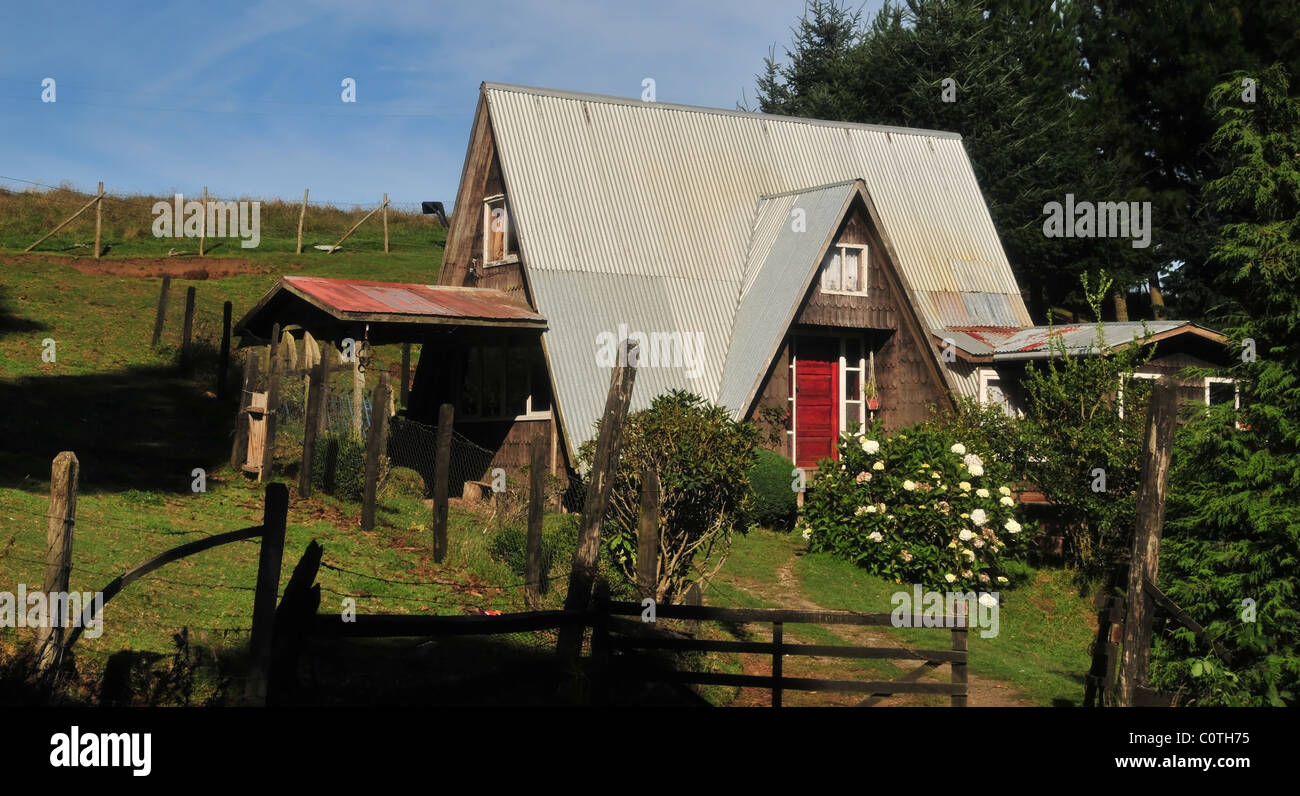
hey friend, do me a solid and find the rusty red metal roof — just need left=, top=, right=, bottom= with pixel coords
left=282, top=276, right=544, bottom=323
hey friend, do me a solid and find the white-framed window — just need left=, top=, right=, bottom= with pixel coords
left=460, top=343, right=551, bottom=421
left=819, top=243, right=868, bottom=295
left=1204, top=376, right=1239, bottom=409
left=482, top=194, right=517, bottom=265
left=977, top=368, right=1020, bottom=417
left=1117, top=371, right=1162, bottom=419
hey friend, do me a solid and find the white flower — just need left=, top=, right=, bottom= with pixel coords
left=861, top=438, right=881, bottom=454
left=970, top=508, right=988, bottom=526
left=976, top=488, right=990, bottom=498
left=963, top=453, right=984, bottom=469
left=996, top=576, right=1008, bottom=584
left=867, top=531, right=883, bottom=542
left=961, top=569, right=973, bottom=579
left=944, top=573, right=956, bottom=583
left=1004, top=519, right=1022, bottom=534
left=900, top=550, right=913, bottom=563
left=903, top=480, right=916, bottom=491
left=972, top=538, right=985, bottom=548
left=951, top=443, right=966, bottom=455
left=855, top=505, right=868, bottom=516
left=968, top=465, right=984, bottom=477
left=1000, top=495, right=1014, bottom=506
left=978, top=592, right=998, bottom=608
left=872, top=461, right=885, bottom=471
left=958, top=529, right=974, bottom=541
left=999, top=486, right=1012, bottom=496
left=801, top=527, right=812, bottom=541
left=963, top=549, right=976, bottom=561
left=979, top=573, right=990, bottom=584
left=959, top=481, right=972, bottom=492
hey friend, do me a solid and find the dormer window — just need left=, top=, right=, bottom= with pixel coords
left=482, top=194, right=517, bottom=265
left=820, top=243, right=867, bottom=295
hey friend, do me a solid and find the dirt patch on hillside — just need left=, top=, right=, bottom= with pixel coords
left=0, top=254, right=274, bottom=279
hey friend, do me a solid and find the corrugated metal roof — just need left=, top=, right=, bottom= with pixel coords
left=482, top=82, right=1033, bottom=453
left=718, top=182, right=857, bottom=413
left=282, top=276, right=545, bottom=323
left=990, top=321, right=1188, bottom=360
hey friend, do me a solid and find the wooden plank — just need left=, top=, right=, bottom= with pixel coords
left=328, top=198, right=387, bottom=253
left=246, top=390, right=268, bottom=474
left=858, top=660, right=941, bottom=706
left=609, top=636, right=966, bottom=662
left=218, top=301, right=232, bottom=399
left=351, top=355, right=364, bottom=440
left=637, top=468, right=659, bottom=600
left=383, top=192, right=389, bottom=253
left=1118, top=378, right=1177, bottom=706
left=1144, top=577, right=1235, bottom=665
left=35, top=452, right=78, bottom=672
left=151, top=275, right=171, bottom=347
left=431, top=403, right=454, bottom=562
left=525, top=436, right=546, bottom=609
left=246, top=483, right=288, bottom=703
left=230, top=353, right=259, bottom=468
left=557, top=340, right=639, bottom=661
left=361, top=374, right=391, bottom=530
left=309, top=610, right=582, bottom=638
left=603, top=600, right=906, bottom=626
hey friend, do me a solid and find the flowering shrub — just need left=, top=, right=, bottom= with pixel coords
left=800, top=420, right=1025, bottom=591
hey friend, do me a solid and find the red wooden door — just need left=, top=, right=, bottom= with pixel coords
left=794, top=336, right=839, bottom=468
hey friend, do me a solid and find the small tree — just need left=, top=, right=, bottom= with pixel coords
left=581, top=391, right=758, bottom=602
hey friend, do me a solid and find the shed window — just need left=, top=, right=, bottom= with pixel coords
left=482, top=194, right=516, bottom=264
left=460, top=342, right=550, bottom=421
left=820, top=244, right=867, bottom=295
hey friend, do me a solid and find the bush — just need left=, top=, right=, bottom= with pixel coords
left=801, top=419, right=1026, bottom=592
left=488, top=517, right=579, bottom=594
left=749, top=448, right=798, bottom=531
left=581, top=390, right=758, bottom=602
left=312, top=432, right=386, bottom=502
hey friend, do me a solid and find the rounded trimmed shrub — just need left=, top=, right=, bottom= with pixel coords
left=800, top=419, right=1026, bottom=591
left=749, top=448, right=798, bottom=531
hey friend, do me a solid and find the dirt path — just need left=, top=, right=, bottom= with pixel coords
left=711, top=554, right=1032, bottom=707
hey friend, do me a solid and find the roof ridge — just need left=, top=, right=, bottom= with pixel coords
left=481, top=82, right=964, bottom=141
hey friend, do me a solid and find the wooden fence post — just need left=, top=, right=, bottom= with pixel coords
left=352, top=356, right=365, bottom=441
left=400, top=342, right=411, bottom=408
left=431, top=403, right=454, bottom=562
left=180, top=286, right=196, bottom=372
left=950, top=599, right=968, bottom=707
left=327, top=198, right=387, bottom=253
left=361, top=374, right=392, bottom=531
left=260, top=324, right=282, bottom=482
left=231, top=352, right=259, bottom=468
left=770, top=621, right=784, bottom=707
left=246, top=482, right=288, bottom=703
left=299, top=349, right=326, bottom=498
left=525, top=436, right=546, bottom=608
left=319, top=341, right=334, bottom=437
left=35, top=452, right=79, bottom=672
left=557, top=341, right=639, bottom=661
left=198, top=186, right=208, bottom=256
left=1118, top=378, right=1177, bottom=706
left=151, top=275, right=171, bottom=347
left=94, top=181, right=103, bottom=259
left=296, top=189, right=308, bottom=254
left=218, top=301, right=232, bottom=399
left=383, top=192, right=389, bottom=254
left=637, top=468, right=659, bottom=601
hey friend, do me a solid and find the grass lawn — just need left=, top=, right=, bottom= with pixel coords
left=708, top=527, right=1097, bottom=706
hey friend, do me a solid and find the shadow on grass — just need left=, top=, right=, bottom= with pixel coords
left=0, top=285, right=49, bottom=337
left=0, top=361, right=235, bottom=494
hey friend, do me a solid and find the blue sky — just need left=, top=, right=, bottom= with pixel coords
left=0, top=0, right=867, bottom=212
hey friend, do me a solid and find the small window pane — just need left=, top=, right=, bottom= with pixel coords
left=1209, top=381, right=1235, bottom=406
left=821, top=251, right=841, bottom=291
left=843, top=250, right=859, bottom=291
left=846, top=377, right=859, bottom=401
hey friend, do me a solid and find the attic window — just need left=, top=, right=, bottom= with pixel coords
left=482, top=194, right=517, bottom=265
left=820, top=244, right=867, bottom=295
